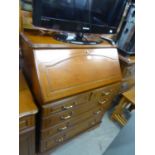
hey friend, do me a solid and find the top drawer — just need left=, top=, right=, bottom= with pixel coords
left=19, top=115, right=35, bottom=132
left=42, top=92, right=91, bottom=117
left=91, top=82, right=121, bottom=103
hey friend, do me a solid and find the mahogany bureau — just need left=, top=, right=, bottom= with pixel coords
left=19, top=71, right=38, bottom=155
left=20, top=30, right=122, bottom=154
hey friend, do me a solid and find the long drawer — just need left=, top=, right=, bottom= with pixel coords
left=91, top=82, right=121, bottom=103
left=41, top=101, right=102, bottom=129
left=19, top=115, right=35, bottom=132
left=41, top=105, right=104, bottom=140
left=42, top=91, right=91, bottom=117
left=92, top=83, right=121, bottom=109
left=40, top=113, right=102, bottom=152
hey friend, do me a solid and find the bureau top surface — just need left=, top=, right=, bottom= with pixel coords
left=19, top=71, right=38, bottom=118
left=21, top=31, right=115, bottom=49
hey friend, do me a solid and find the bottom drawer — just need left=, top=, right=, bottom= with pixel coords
left=19, top=129, right=35, bottom=155
left=40, top=114, right=102, bottom=152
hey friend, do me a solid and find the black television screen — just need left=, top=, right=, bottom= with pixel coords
left=33, top=0, right=128, bottom=34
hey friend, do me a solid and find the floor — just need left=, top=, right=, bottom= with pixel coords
left=49, top=111, right=121, bottom=155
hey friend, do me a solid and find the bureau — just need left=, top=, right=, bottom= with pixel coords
left=19, top=71, right=38, bottom=155
left=20, top=30, right=122, bottom=154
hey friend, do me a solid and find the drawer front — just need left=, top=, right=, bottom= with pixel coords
left=92, top=83, right=121, bottom=109
left=42, top=83, right=120, bottom=118
left=19, top=115, right=35, bottom=131
left=41, top=101, right=101, bottom=129
left=41, top=106, right=103, bottom=139
left=91, top=83, right=120, bottom=102
left=40, top=113, right=102, bottom=152
left=42, top=92, right=91, bottom=117
left=19, top=129, right=35, bottom=155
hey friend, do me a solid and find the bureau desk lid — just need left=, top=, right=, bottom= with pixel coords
left=33, top=48, right=122, bottom=103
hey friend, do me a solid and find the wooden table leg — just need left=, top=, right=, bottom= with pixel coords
left=111, top=97, right=128, bottom=126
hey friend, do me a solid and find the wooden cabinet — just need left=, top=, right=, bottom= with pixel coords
left=20, top=31, right=122, bottom=154
left=20, top=130, right=35, bottom=155
left=19, top=71, right=38, bottom=155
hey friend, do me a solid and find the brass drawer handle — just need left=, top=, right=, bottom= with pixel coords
left=55, top=137, right=64, bottom=143
left=90, top=121, right=96, bottom=126
left=62, top=105, right=73, bottom=110
left=102, top=92, right=111, bottom=96
left=94, top=110, right=102, bottom=115
left=57, top=126, right=68, bottom=131
left=60, top=112, right=72, bottom=120
left=98, top=99, right=107, bottom=105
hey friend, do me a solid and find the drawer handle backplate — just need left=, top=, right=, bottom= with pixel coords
left=62, top=105, right=73, bottom=110
left=60, top=112, right=72, bottom=120
left=98, top=99, right=107, bottom=105
left=90, top=121, right=96, bottom=126
left=102, top=92, right=111, bottom=96
left=55, top=137, right=64, bottom=143
left=93, top=110, right=102, bottom=115
left=57, top=126, right=68, bottom=131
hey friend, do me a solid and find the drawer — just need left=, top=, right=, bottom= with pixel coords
left=42, top=92, right=91, bottom=117
left=92, top=83, right=121, bottom=101
left=41, top=106, right=103, bottom=139
left=41, top=101, right=101, bottom=129
left=92, top=83, right=121, bottom=103
left=40, top=113, right=102, bottom=152
left=19, top=115, right=35, bottom=131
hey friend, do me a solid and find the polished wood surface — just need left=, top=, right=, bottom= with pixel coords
left=123, top=87, right=135, bottom=104
left=20, top=31, right=122, bottom=104
left=41, top=106, right=103, bottom=139
left=19, top=71, right=38, bottom=118
left=38, top=82, right=120, bottom=152
left=41, top=101, right=101, bottom=129
left=19, top=71, right=38, bottom=155
left=19, top=115, right=35, bottom=133
left=20, top=31, right=122, bottom=153
left=34, top=48, right=122, bottom=103
left=20, top=31, right=116, bottom=49
left=111, top=86, right=135, bottom=126
left=19, top=130, right=35, bottom=155
left=40, top=113, right=102, bottom=152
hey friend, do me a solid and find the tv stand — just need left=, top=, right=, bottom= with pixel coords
left=53, top=32, right=103, bottom=45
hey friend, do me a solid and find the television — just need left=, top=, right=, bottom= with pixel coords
left=33, top=0, right=128, bottom=44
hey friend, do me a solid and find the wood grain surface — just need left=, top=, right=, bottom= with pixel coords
left=19, top=71, right=38, bottom=118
